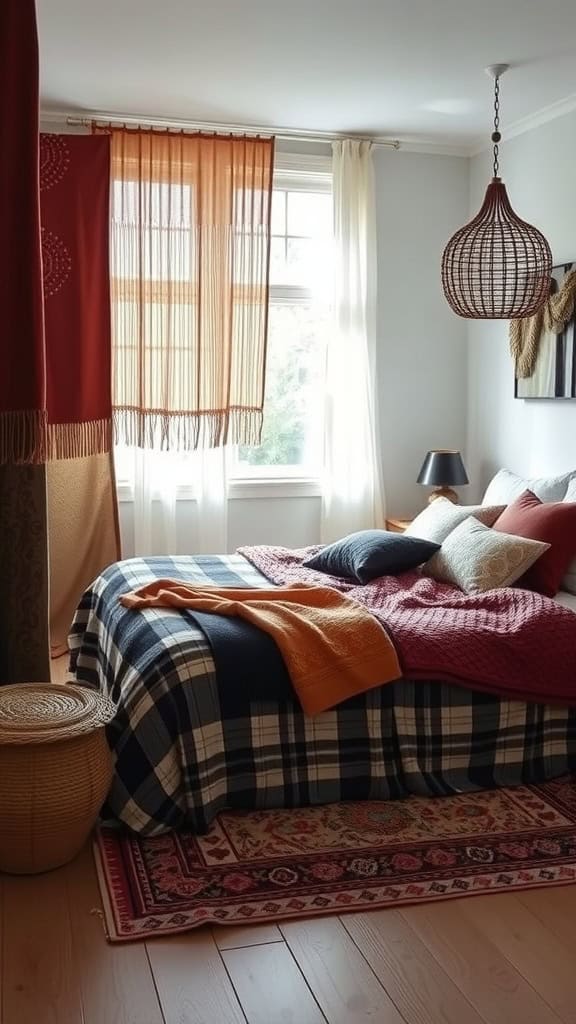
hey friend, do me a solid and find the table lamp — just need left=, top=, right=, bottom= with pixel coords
left=417, top=450, right=469, bottom=504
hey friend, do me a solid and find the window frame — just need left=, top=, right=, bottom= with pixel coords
left=229, top=154, right=332, bottom=489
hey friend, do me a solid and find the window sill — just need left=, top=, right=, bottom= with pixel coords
left=116, top=478, right=321, bottom=503
left=229, top=478, right=321, bottom=499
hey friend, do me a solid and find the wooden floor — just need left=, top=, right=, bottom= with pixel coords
left=2, top=851, right=576, bottom=1024
left=13, top=658, right=571, bottom=1023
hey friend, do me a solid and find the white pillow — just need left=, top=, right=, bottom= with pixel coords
left=424, top=518, right=550, bottom=595
left=562, top=477, right=576, bottom=594
left=482, top=468, right=575, bottom=507
left=405, top=498, right=504, bottom=545
left=564, top=478, right=576, bottom=502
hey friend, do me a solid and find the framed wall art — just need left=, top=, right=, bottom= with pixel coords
left=513, top=261, right=576, bottom=400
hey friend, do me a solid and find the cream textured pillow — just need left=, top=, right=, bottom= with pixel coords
left=482, top=468, right=575, bottom=506
left=424, top=517, right=550, bottom=594
left=405, top=498, right=504, bottom=545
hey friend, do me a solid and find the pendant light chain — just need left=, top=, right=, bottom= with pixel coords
left=492, top=76, right=501, bottom=178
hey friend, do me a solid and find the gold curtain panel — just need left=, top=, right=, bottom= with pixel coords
left=96, top=126, right=275, bottom=450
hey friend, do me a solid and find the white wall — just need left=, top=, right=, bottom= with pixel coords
left=375, top=148, right=469, bottom=515
left=467, top=112, right=576, bottom=501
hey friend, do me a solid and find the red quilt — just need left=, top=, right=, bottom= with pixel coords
left=239, top=545, right=576, bottom=706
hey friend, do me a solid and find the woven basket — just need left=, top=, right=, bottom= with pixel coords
left=0, top=683, right=116, bottom=874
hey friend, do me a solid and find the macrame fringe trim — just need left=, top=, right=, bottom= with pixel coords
left=0, top=410, right=47, bottom=465
left=113, top=406, right=264, bottom=450
left=1, top=408, right=264, bottom=463
left=510, top=268, right=576, bottom=378
left=0, top=414, right=115, bottom=465
left=509, top=312, right=544, bottom=379
left=46, top=419, right=113, bottom=461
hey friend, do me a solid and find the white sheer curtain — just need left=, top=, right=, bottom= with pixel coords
left=133, top=449, right=178, bottom=556
left=127, top=447, right=229, bottom=556
left=321, top=140, right=385, bottom=543
left=194, top=447, right=229, bottom=553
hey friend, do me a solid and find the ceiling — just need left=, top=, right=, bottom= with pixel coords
left=37, top=0, right=576, bottom=150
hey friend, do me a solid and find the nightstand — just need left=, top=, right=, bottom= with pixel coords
left=385, top=517, right=413, bottom=533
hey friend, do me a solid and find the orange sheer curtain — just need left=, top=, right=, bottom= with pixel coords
left=95, top=127, right=275, bottom=451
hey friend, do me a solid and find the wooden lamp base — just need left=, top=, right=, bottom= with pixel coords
left=428, top=486, right=458, bottom=504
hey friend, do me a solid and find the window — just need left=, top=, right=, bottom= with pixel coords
left=233, top=162, right=333, bottom=479
left=114, top=154, right=333, bottom=491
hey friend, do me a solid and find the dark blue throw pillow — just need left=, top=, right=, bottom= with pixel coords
left=302, top=529, right=440, bottom=584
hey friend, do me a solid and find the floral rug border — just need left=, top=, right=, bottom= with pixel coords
left=93, top=835, right=576, bottom=942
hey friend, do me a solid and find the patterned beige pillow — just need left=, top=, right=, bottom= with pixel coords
left=424, top=517, right=550, bottom=594
left=405, top=498, right=505, bottom=545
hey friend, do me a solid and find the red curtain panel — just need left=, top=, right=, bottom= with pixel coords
left=39, top=134, right=121, bottom=656
left=0, top=0, right=50, bottom=682
left=40, top=134, right=113, bottom=458
left=0, top=0, right=46, bottom=463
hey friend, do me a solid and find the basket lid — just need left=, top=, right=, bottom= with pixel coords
left=0, top=683, right=116, bottom=745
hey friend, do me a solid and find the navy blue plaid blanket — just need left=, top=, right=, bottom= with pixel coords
left=69, top=554, right=576, bottom=835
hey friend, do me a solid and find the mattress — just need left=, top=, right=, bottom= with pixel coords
left=69, top=553, right=576, bottom=835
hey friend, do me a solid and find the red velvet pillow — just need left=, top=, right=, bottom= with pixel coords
left=493, top=489, right=576, bottom=596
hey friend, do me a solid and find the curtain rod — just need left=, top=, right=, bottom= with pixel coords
left=65, top=112, right=401, bottom=150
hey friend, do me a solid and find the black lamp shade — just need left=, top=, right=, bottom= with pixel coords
left=417, top=450, right=469, bottom=487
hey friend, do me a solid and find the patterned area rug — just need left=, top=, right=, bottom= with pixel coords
left=95, top=777, right=576, bottom=941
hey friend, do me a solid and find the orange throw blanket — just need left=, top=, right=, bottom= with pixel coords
left=120, top=581, right=400, bottom=716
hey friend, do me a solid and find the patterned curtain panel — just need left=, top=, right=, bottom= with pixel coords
left=0, top=0, right=50, bottom=683
left=39, top=134, right=121, bottom=656
left=47, top=454, right=121, bottom=657
left=95, top=127, right=275, bottom=450
left=40, top=134, right=113, bottom=458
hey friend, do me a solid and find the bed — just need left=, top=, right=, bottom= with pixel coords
left=69, top=547, right=576, bottom=835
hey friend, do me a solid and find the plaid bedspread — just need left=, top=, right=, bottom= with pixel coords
left=69, top=554, right=576, bottom=835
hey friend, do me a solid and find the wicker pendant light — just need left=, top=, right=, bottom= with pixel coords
left=442, top=65, right=552, bottom=319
